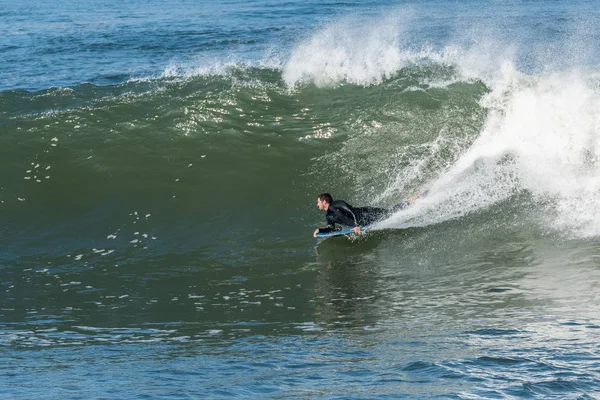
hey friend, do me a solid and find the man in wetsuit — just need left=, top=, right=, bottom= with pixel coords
left=312, top=193, right=412, bottom=237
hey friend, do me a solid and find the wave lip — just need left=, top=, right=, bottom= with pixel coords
left=283, top=15, right=415, bottom=87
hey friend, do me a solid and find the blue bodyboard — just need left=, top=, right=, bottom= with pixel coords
left=315, top=225, right=371, bottom=238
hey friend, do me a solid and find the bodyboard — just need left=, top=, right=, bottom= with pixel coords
left=315, top=225, right=371, bottom=238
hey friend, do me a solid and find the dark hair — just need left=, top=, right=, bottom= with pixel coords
left=318, top=193, right=333, bottom=204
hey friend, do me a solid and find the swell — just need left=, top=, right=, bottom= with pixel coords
left=4, top=55, right=600, bottom=267
left=0, top=65, right=487, bottom=264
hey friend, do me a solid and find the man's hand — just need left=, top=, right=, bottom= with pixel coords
left=313, top=229, right=320, bottom=238
left=352, top=226, right=361, bottom=233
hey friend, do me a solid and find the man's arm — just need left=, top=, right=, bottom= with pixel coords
left=335, top=202, right=362, bottom=233
left=313, top=213, right=338, bottom=237
left=335, top=202, right=359, bottom=227
left=319, top=213, right=337, bottom=233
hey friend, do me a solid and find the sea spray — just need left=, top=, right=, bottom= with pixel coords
left=381, top=65, right=600, bottom=238
left=283, top=14, right=412, bottom=87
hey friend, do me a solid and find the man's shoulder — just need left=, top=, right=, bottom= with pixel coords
left=331, top=200, right=349, bottom=206
left=331, top=200, right=350, bottom=207
left=330, top=200, right=354, bottom=211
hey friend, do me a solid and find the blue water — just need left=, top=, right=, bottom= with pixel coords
left=3, top=0, right=600, bottom=398
left=5, top=0, right=598, bottom=91
left=1, top=0, right=363, bottom=90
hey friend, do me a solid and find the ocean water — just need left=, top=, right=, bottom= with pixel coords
left=3, top=0, right=600, bottom=398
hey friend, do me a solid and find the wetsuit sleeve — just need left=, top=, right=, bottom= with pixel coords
left=316, top=201, right=361, bottom=233
left=317, top=213, right=337, bottom=234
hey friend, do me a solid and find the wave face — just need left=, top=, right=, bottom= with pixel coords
left=3, top=1, right=600, bottom=398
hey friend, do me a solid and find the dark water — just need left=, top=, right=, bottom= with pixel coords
left=3, top=0, right=600, bottom=398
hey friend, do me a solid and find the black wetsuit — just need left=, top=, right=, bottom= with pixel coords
left=317, top=200, right=399, bottom=234
left=316, top=191, right=428, bottom=235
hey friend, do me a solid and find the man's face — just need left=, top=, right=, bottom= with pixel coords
left=317, top=198, right=329, bottom=210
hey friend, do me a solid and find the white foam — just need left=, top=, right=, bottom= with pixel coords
left=283, top=14, right=413, bottom=87
left=381, top=66, right=600, bottom=238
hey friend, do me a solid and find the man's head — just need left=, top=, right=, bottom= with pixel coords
left=317, top=193, right=333, bottom=210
